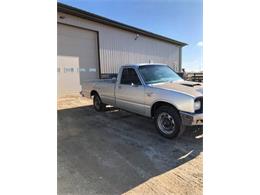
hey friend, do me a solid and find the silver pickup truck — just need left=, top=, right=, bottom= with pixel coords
left=82, top=63, right=203, bottom=138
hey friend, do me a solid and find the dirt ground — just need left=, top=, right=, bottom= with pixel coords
left=58, top=96, right=203, bottom=195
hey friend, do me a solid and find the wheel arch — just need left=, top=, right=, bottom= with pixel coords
left=151, top=101, right=179, bottom=118
left=90, top=90, right=99, bottom=97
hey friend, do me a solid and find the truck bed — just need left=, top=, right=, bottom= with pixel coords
left=81, top=79, right=116, bottom=105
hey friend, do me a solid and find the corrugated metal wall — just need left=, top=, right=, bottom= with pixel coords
left=58, top=13, right=181, bottom=74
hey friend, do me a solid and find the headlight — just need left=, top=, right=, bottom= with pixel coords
left=194, top=100, right=201, bottom=111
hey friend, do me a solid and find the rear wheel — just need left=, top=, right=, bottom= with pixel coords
left=93, top=94, right=106, bottom=112
left=154, top=106, right=183, bottom=138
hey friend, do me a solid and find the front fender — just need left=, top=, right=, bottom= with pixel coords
left=145, top=87, right=196, bottom=114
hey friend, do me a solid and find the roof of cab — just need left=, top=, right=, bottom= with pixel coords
left=122, top=63, right=168, bottom=67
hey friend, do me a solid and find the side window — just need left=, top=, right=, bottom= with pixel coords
left=120, top=68, right=142, bottom=85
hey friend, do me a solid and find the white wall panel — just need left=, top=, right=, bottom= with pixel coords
left=58, top=13, right=181, bottom=74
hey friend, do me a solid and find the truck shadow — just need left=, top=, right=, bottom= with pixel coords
left=58, top=105, right=203, bottom=195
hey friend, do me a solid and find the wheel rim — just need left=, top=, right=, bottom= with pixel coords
left=94, top=96, right=101, bottom=110
left=157, top=112, right=175, bottom=134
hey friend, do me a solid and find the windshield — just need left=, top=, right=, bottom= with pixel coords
left=138, top=65, right=183, bottom=84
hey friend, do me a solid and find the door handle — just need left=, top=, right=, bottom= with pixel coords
left=118, top=86, right=122, bottom=89
left=146, top=92, right=153, bottom=97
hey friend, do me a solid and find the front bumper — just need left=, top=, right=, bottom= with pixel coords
left=180, top=111, right=203, bottom=126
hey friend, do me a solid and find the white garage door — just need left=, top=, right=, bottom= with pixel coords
left=57, top=23, right=99, bottom=97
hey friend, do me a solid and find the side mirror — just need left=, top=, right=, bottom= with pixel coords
left=131, top=82, right=138, bottom=87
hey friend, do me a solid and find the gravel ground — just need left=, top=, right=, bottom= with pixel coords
left=58, top=96, right=203, bottom=195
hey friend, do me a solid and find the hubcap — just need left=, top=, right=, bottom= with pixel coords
left=157, top=112, right=175, bottom=134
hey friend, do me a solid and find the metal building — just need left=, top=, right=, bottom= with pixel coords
left=57, top=3, right=187, bottom=97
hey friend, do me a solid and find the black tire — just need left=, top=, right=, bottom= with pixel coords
left=154, top=105, right=183, bottom=139
left=93, top=94, right=106, bottom=112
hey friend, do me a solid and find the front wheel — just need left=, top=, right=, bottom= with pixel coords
left=154, top=106, right=183, bottom=138
left=93, top=94, right=106, bottom=112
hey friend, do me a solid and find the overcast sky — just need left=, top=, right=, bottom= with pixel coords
left=59, top=0, right=203, bottom=71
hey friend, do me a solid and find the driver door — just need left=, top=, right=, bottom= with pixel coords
left=115, top=68, right=145, bottom=115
